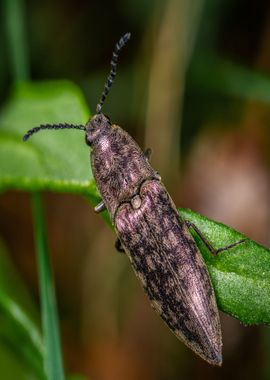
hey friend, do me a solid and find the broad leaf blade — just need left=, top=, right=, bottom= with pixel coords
left=180, top=208, right=270, bottom=325
left=0, top=81, right=98, bottom=200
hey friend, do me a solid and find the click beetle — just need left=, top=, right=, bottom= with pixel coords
left=23, top=33, right=245, bottom=365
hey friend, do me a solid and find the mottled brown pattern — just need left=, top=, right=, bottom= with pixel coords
left=87, top=114, right=159, bottom=216
left=115, top=180, right=222, bottom=365
left=87, top=113, right=222, bottom=366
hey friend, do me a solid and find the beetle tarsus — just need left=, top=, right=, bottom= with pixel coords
left=144, top=148, right=152, bottom=160
left=115, top=238, right=125, bottom=253
left=94, top=201, right=106, bottom=213
left=186, top=221, right=246, bottom=255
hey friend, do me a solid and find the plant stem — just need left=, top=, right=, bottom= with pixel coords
left=3, top=0, right=29, bottom=81
left=4, top=0, right=66, bottom=378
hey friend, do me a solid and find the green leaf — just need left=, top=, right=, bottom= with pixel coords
left=0, top=80, right=99, bottom=202
left=189, top=54, right=270, bottom=103
left=180, top=208, right=270, bottom=325
left=0, top=239, right=45, bottom=379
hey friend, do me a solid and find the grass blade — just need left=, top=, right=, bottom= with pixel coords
left=3, top=0, right=29, bottom=81
left=32, top=192, right=65, bottom=380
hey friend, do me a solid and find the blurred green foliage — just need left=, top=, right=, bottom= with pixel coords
left=0, top=240, right=44, bottom=378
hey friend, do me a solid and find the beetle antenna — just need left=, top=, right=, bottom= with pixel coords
left=96, top=32, right=131, bottom=114
left=23, top=123, right=86, bottom=141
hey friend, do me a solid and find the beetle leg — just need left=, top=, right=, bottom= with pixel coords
left=144, top=148, right=152, bottom=160
left=95, top=201, right=106, bottom=213
left=115, top=238, right=125, bottom=253
left=185, top=221, right=246, bottom=255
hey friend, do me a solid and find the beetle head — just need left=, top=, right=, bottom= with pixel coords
left=85, top=113, right=111, bottom=146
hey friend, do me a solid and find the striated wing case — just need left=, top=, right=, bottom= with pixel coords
left=114, top=179, right=222, bottom=365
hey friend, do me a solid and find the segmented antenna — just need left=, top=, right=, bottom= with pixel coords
left=96, top=32, right=131, bottom=114
left=23, top=123, right=86, bottom=141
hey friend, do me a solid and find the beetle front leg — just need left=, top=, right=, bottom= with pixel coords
left=95, top=201, right=106, bottom=213
left=144, top=148, right=152, bottom=160
left=185, top=221, right=246, bottom=255
left=115, top=238, right=125, bottom=253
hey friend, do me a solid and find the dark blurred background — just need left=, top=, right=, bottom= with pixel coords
left=1, top=0, right=270, bottom=379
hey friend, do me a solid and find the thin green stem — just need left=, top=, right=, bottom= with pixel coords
left=3, top=0, right=29, bottom=81
left=4, top=1, right=66, bottom=378
left=32, top=193, right=65, bottom=380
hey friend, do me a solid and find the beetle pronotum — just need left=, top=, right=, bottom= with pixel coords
left=23, top=33, right=245, bottom=365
